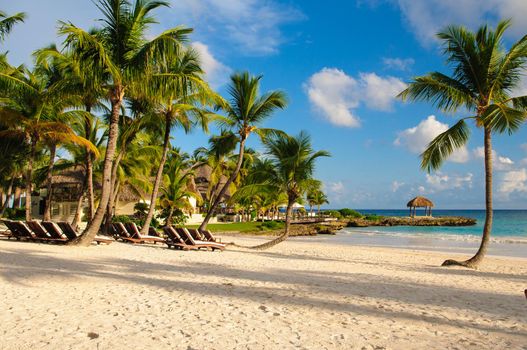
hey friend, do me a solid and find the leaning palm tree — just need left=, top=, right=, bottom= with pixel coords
left=199, top=71, right=287, bottom=231
left=59, top=0, right=192, bottom=245
left=0, top=10, right=25, bottom=42
left=399, top=20, right=527, bottom=268
left=234, top=131, right=330, bottom=249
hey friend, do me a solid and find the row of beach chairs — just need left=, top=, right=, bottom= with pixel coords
left=110, top=222, right=225, bottom=251
left=1, top=219, right=225, bottom=251
left=1, top=220, right=113, bottom=244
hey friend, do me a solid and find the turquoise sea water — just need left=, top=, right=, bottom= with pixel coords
left=309, top=209, right=527, bottom=258
left=351, top=209, right=527, bottom=238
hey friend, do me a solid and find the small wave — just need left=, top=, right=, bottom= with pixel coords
left=341, top=228, right=527, bottom=244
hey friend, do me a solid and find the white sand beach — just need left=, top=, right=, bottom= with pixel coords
left=0, top=236, right=526, bottom=350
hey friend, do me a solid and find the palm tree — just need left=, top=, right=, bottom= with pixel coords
left=138, top=47, right=219, bottom=235
left=0, top=66, right=97, bottom=221
left=235, top=131, right=329, bottom=249
left=399, top=20, right=527, bottom=268
left=59, top=0, right=192, bottom=245
left=0, top=10, right=25, bottom=42
left=159, top=150, right=201, bottom=226
left=199, top=72, right=287, bottom=230
left=307, top=189, right=328, bottom=217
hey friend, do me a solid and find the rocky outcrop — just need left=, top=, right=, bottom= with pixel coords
left=347, top=216, right=476, bottom=227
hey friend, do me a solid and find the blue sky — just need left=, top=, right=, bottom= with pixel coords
left=3, top=0, right=527, bottom=209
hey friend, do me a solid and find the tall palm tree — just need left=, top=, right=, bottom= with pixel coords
left=399, top=20, right=527, bottom=268
left=234, top=131, right=329, bottom=249
left=0, top=66, right=97, bottom=221
left=59, top=0, right=192, bottom=245
left=138, top=47, right=219, bottom=235
left=159, top=150, right=201, bottom=226
left=199, top=71, right=287, bottom=230
left=0, top=10, right=25, bottom=42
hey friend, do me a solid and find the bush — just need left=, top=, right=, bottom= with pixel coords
left=325, top=210, right=342, bottom=219
left=258, top=221, right=284, bottom=230
left=112, top=215, right=133, bottom=224
left=4, top=207, right=26, bottom=220
left=364, top=214, right=383, bottom=221
left=338, top=208, right=363, bottom=218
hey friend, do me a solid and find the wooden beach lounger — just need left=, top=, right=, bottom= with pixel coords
left=27, top=221, right=67, bottom=243
left=112, top=222, right=163, bottom=244
left=125, top=223, right=165, bottom=244
left=57, top=222, right=114, bottom=245
left=162, top=226, right=199, bottom=250
left=2, top=220, right=34, bottom=240
left=177, top=227, right=225, bottom=251
left=198, top=228, right=222, bottom=243
left=0, top=220, right=14, bottom=239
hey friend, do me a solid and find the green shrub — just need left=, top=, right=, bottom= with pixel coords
left=325, top=210, right=342, bottom=219
left=338, top=208, right=363, bottom=218
left=258, top=221, right=284, bottom=230
left=364, top=214, right=383, bottom=221
left=5, top=207, right=26, bottom=220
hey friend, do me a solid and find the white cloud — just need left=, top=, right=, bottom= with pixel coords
left=167, top=0, right=303, bottom=55
left=498, top=168, right=527, bottom=195
left=395, top=0, right=527, bottom=46
left=395, top=115, right=469, bottom=163
left=360, top=73, right=408, bottom=111
left=425, top=172, right=473, bottom=192
left=383, top=57, right=415, bottom=71
left=472, top=147, right=515, bottom=171
left=391, top=181, right=404, bottom=192
left=330, top=181, right=345, bottom=193
left=191, top=42, right=231, bottom=88
left=305, top=68, right=406, bottom=128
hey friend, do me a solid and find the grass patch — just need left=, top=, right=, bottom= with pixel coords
left=186, top=221, right=284, bottom=233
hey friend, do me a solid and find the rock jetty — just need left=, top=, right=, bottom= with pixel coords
left=347, top=216, right=476, bottom=227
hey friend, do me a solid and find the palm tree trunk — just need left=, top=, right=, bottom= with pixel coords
left=25, top=139, right=37, bottom=222
left=73, top=87, right=123, bottom=246
left=199, top=136, right=247, bottom=230
left=43, top=143, right=57, bottom=221
left=251, top=196, right=294, bottom=250
left=85, top=105, right=95, bottom=221
left=166, top=207, right=174, bottom=227
left=14, top=187, right=21, bottom=208
left=86, top=152, right=94, bottom=221
left=72, top=189, right=86, bottom=230
left=141, top=116, right=171, bottom=235
left=443, top=127, right=493, bottom=268
left=0, top=177, right=14, bottom=217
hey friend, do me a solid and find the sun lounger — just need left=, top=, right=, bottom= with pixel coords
left=2, top=220, right=34, bottom=240
left=42, top=221, right=69, bottom=240
left=199, top=228, right=222, bottom=243
left=27, top=221, right=67, bottom=243
left=186, top=228, right=204, bottom=240
left=57, top=222, right=114, bottom=245
left=125, top=222, right=165, bottom=244
left=162, top=226, right=199, bottom=250
left=0, top=220, right=13, bottom=239
left=177, top=227, right=225, bottom=251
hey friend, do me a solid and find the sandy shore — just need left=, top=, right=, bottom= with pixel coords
left=0, top=236, right=526, bottom=350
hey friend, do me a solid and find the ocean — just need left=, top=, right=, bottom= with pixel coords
left=300, top=210, right=527, bottom=259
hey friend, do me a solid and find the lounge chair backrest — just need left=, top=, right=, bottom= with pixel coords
left=125, top=222, right=141, bottom=238
left=42, top=221, right=66, bottom=239
left=165, top=226, right=185, bottom=244
left=57, top=222, right=78, bottom=240
left=200, top=229, right=216, bottom=242
left=187, top=228, right=203, bottom=240
left=2, top=220, right=19, bottom=237
left=13, top=221, right=35, bottom=238
left=27, top=221, right=50, bottom=239
left=109, top=223, right=119, bottom=236
left=115, top=223, right=130, bottom=237
left=179, top=228, right=197, bottom=245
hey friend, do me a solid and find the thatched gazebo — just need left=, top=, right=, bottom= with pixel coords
left=407, top=196, right=434, bottom=217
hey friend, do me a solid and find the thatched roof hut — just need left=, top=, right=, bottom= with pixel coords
left=407, top=196, right=434, bottom=217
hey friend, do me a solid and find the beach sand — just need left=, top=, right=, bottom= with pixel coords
left=0, top=236, right=525, bottom=350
